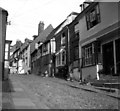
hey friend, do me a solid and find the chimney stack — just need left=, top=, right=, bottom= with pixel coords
left=32, top=35, right=38, bottom=40
left=80, top=0, right=92, bottom=12
left=38, top=21, right=44, bottom=36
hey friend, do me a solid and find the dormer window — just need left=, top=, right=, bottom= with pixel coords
left=86, top=4, right=101, bottom=30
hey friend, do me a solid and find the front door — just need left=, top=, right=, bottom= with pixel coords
left=102, top=42, right=114, bottom=74
left=115, top=38, right=120, bottom=75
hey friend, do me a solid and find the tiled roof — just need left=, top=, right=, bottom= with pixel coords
left=46, top=20, right=66, bottom=41
left=30, top=24, right=54, bottom=54
left=20, top=39, right=32, bottom=52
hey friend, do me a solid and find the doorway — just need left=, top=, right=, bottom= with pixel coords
left=102, top=41, right=114, bottom=74
left=115, top=38, right=120, bottom=75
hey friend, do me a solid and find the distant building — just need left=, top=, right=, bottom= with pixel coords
left=0, top=7, right=9, bottom=80
left=20, top=38, right=32, bottom=74
left=4, top=40, right=12, bottom=79
left=10, top=40, right=23, bottom=74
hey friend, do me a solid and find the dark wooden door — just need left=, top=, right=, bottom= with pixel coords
left=115, top=38, right=120, bottom=75
left=102, top=42, right=114, bottom=74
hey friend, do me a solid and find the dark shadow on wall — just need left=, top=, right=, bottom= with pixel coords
left=2, top=78, right=15, bottom=109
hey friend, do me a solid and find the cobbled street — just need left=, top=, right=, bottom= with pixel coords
left=7, top=74, right=119, bottom=109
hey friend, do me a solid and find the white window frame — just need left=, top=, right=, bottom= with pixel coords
left=56, top=50, right=66, bottom=67
left=84, top=44, right=93, bottom=66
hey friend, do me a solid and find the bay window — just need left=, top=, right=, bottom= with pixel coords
left=56, top=50, right=66, bottom=67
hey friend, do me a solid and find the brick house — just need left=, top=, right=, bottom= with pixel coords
left=76, top=2, right=120, bottom=81
left=30, top=22, right=53, bottom=74
left=68, top=19, right=80, bottom=81
left=55, top=12, right=78, bottom=79
left=36, top=39, right=51, bottom=76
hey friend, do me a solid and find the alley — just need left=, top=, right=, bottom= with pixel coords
left=2, top=74, right=119, bottom=109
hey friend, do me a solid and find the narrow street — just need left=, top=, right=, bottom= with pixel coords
left=3, top=74, right=119, bottom=109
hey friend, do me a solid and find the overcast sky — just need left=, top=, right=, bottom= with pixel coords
left=0, top=0, right=85, bottom=45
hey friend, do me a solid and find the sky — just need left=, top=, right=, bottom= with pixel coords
left=0, top=0, right=85, bottom=45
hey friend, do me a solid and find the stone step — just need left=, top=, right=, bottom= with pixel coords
left=90, top=82, right=120, bottom=89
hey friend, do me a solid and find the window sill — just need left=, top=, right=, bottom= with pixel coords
left=82, top=63, right=96, bottom=68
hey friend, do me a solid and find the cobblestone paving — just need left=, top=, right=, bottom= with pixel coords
left=9, top=74, right=119, bottom=109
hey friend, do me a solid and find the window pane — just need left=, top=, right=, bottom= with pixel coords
left=96, top=5, right=99, bottom=14
left=86, top=4, right=100, bottom=30
left=83, top=43, right=96, bottom=66
left=62, top=51, right=65, bottom=65
left=5, top=51, right=8, bottom=60
left=5, top=43, right=9, bottom=51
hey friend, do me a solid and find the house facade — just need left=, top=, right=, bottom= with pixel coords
left=20, top=38, right=32, bottom=74
left=0, top=7, right=8, bottom=80
left=30, top=22, right=54, bottom=75
left=68, top=19, right=80, bottom=81
left=4, top=40, right=12, bottom=79
left=36, top=40, right=51, bottom=76
left=77, top=2, right=120, bottom=81
left=55, top=12, right=78, bottom=79
left=10, top=40, right=23, bottom=74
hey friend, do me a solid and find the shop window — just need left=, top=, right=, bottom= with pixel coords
left=86, top=4, right=101, bottom=30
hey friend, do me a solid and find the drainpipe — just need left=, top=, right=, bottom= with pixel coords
left=79, top=59, right=82, bottom=82
left=79, top=41, right=82, bottom=82
left=66, top=26, right=70, bottom=78
left=113, top=40, right=117, bottom=74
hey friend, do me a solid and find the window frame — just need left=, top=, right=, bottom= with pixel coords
left=56, top=50, right=66, bottom=67
left=61, top=32, right=66, bottom=45
left=82, top=43, right=96, bottom=67
left=42, top=43, right=49, bottom=56
left=86, top=4, right=101, bottom=30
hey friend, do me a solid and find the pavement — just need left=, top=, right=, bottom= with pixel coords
left=1, top=74, right=120, bottom=110
left=2, top=77, right=48, bottom=110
